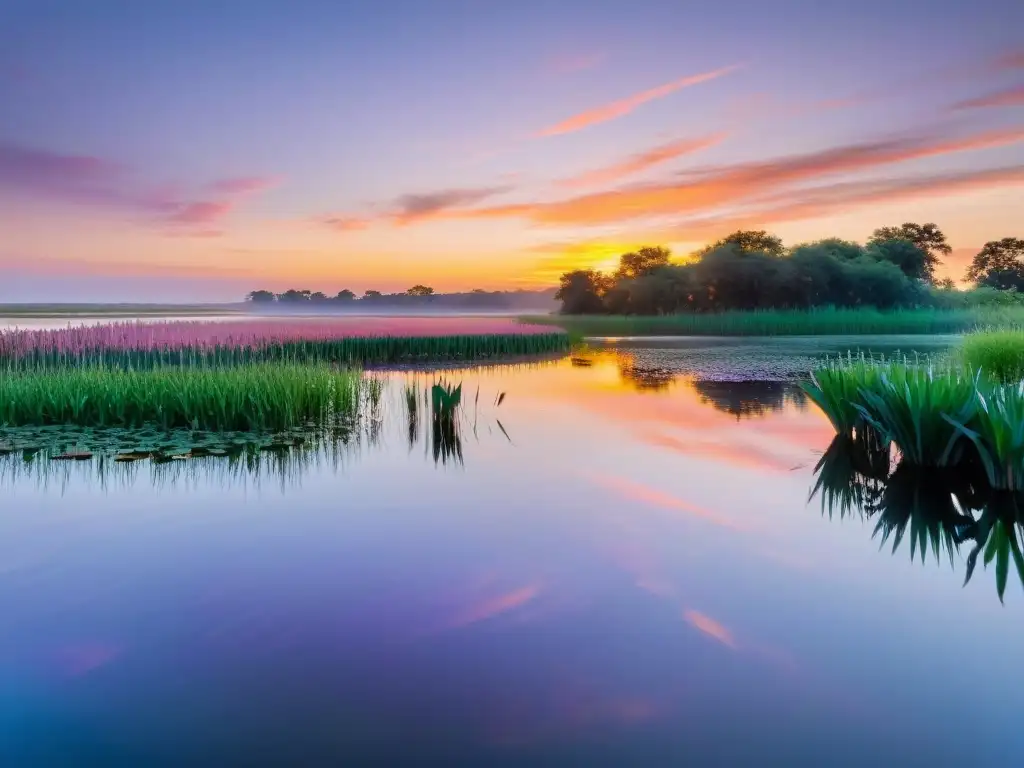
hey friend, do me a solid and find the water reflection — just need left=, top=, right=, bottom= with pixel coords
left=812, top=433, right=1024, bottom=602
left=0, top=379, right=509, bottom=489
left=693, top=380, right=807, bottom=419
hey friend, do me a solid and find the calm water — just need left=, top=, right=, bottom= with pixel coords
left=2, top=338, right=1022, bottom=766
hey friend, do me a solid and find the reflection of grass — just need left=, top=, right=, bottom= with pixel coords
left=524, top=307, right=1024, bottom=337
left=812, top=435, right=1024, bottom=602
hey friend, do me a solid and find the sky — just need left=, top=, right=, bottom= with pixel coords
left=1, top=0, right=1022, bottom=302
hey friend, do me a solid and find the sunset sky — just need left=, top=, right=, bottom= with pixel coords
left=1, top=0, right=1022, bottom=301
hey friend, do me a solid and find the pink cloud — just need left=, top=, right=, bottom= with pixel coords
left=684, top=609, right=737, bottom=649
left=558, top=133, right=726, bottom=189
left=549, top=52, right=606, bottom=74
left=952, top=84, right=1024, bottom=110
left=208, top=176, right=280, bottom=195
left=538, top=64, right=740, bottom=136
left=169, top=200, right=234, bottom=225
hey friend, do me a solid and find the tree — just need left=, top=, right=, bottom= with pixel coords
left=406, top=285, right=435, bottom=296
left=310, top=291, right=328, bottom=302
left=865, top=239, right=929, bottom=281
left=277, top=289, right=311, bottom=302
left=937, top=277, right=956, bottom=291
left=246, top=290, right=276, bottom=303
left=869, top=223, right=950, bottom=282
left=555, top=270, right=611, bottom=314
left=335, top=289, right=356, bottom=301
left=363, top=290, right=383, bottom=299
left=965, top=238, right=1024, bottom=290
left=704, top=230, right=784, bottom=256
left=614, top=246, right=672, bottom=280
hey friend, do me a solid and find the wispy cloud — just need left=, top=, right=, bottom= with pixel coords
left=558, top=133, right=726, bottom=189
left=951, top=84, right=1024, bottom=110
left=993, top=50, right=1024, bottom=70
left=548, top=52, right=606, bottom=75
left=583, top=472, right=744, bottom=530
left=319, top=184, right=513, bottom=230
left=0, top=143, right=276, bottom=237
left=451, top=126, right=1024, bottom=227
left=538, top=64, right=740, bottom=137
left=392, top=185, right=512, bottom=224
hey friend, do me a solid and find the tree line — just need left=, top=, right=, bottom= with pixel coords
left=555, top=224, right=1024, bottom=315
left=245, top=286, right=558, bottom=310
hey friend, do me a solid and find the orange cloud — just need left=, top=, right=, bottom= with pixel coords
left=558, top=133, right=727, bottom=189
left=684, top=609, right=737, bottom=648
left=538, top=64, right=739, bottom=136
left=458, top=127, right=1024, bottom=227
left=952, top=84, right=1024, bottom=110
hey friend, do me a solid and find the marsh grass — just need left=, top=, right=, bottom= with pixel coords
left=524, top=306, right=1024, bottom=337
left=960, top=328, right=1024, bottom=384
left=0, top=363, right=362, bottom=431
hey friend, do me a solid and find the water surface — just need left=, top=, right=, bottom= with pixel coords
left=2, top=337, right=1021, bottom=766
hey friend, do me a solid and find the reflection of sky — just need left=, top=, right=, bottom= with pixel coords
left=1, top=351, right=1023, bottom=762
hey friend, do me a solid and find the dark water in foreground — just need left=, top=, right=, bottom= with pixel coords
left=2, top=337, right=1022, bottom=766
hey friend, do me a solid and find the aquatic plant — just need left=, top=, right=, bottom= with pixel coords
left=523, top=306, right=1024, bottom=337
left=802, top=357, right=884, bottom=434
left=959, top=328, right=1024, bottom=383
left=0, top=364, right=362, bottom=431
left=945, top=383, right=1024, bottom=490
left=0, top=318, right=569, bottom=370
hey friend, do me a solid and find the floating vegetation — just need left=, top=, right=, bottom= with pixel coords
left=0, top=318, right=569, bottom=370
left=812, top=434, right=1024, bottom=603
left=0, top=364, right=362, bottom=431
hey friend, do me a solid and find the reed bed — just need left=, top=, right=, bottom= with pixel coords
left=960, top=328, right=1024, bottom=383
left=0, top=364, right=363, bottom=431
left=523, top=306, right=1024, bottom=337
left=0, top=318, right=568, bottom=370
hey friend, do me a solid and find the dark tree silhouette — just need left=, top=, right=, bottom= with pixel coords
left=555, top=270, right=610, bottom=314
left=406, top=285, right=435, bottom=296
left=363, top=290, right=383, bottom=299
left=336, top=289, right=356, bottom=301
left=614, top=246, right=672, bottom=280
left=277, top=289, right=312, bottom=302
left=246, top=290, right=276, bottom=303
left=868, top=223, right=950, bottom=283
left=965, top=238, right=1024, bottom=290
left=704, top=230, right=785, bottom=256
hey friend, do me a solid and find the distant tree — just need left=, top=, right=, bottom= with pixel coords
left=406, top=285, right=435, bottom=296
left=335, top=289, right=356, bottom=301
left=555, top=270, right=611, bottom=314
left=246, top=290, right=276, bottom=303
left=811, top=238, right=865, bottom=261
left=363, top=290, right=383, bottom=300
left=471, top=288, right=488, bottom=294
left=704, top=230, right=785, bottom=256
left=277, top=289, right=312, bottom=302
left=310, top=291, right=329, bottom=302
left=614, top=246, right=672, bottom=280
left=869, top=223, right=950, bottom=283
left=965, top=238, right=1024, bottom=290
left=865, top=239, right=930, bottom=282
left=937, top=277, right=957, bottom=291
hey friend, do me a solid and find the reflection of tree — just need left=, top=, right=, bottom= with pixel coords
left=693, top=380, right=807, bottom=419
left=618, top=362, right=677, bottom=392
left=811, top=434, right=1024, bottom=602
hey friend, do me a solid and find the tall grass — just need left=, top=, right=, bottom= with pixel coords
left=523, top=306, right=1024, bottom=337
left=0, top=319, right=569, bottom=369
left=0, top=364, right=362, bottom=431
left=960, top=328, right=1024, bottom=383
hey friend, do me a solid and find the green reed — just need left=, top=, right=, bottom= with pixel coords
left=960, top=328, right=1024, bottom=383
left=2, top=333, right=570, bottom=372
left=0, top=363, right=362, bottom=431
left=523, top=306, right=1024, bottom=337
